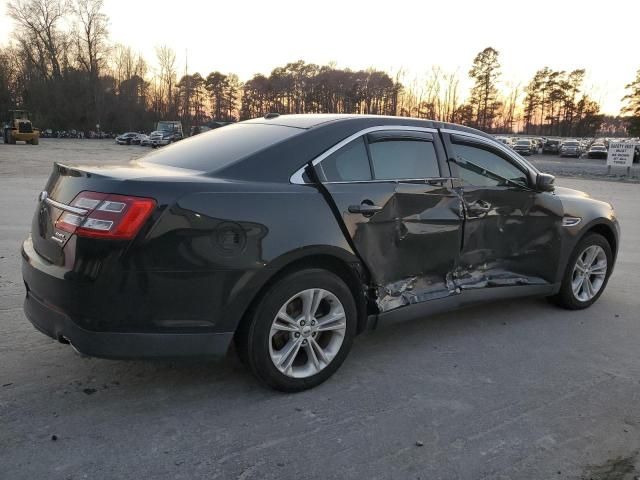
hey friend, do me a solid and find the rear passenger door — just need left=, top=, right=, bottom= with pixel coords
left=314, top=128, right=463, bottom=312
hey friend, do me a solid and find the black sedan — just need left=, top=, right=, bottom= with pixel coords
left=22, top=114, right=620, bottom=391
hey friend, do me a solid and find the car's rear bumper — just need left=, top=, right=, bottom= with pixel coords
left=24, top=288, right=233, bottom=359
left=22, top=239, right=234, bottom=359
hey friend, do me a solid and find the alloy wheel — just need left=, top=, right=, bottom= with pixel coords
left=269, top=288, right=346, bottom=378
left=571, top=245, right=608, bottom=302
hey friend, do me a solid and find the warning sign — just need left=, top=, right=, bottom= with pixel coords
left=606, top=143, right=635, bottom=167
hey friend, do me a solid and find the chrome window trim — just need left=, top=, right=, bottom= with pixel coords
left=45, top=197, right=89, bottom=216
left=441, top=128, right=538, bottom=175
left=317, top=177, right=456, bottom=185
left=289, top=125, right=438, bottom=184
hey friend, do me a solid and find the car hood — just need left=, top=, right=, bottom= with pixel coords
left=554, top=186, right=615, bottom=219
left=554, top=186, right=590, bottom=199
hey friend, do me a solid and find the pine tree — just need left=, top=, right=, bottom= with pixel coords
left=622, top=69, right=640, bottom=136
left=467, top=47, right=502, bottom=131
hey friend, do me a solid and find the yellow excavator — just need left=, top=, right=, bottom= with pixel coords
left=3, top=110, right=39, bottom=145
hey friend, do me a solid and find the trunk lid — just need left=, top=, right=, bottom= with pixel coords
left=31, top=161, right=201, bottom=264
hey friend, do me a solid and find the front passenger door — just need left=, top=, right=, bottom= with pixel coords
left=444, top=133, right=563, bottom=288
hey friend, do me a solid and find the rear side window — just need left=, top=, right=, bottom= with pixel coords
left=320, top=137, right=372, bottom=181
left=142, top=123, right=301, bottom=172
left=369, top=140, right=439, bottom=180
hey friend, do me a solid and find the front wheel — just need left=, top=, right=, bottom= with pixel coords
left=550, top=233, right=612, bottom=310
left=236, top=269, right=357, bottom=392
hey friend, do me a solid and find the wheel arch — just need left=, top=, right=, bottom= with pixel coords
left=233, top=247, right=372, bottom=341
left=584, top=221, right=618, bottom=258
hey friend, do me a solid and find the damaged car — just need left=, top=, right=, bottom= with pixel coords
left=22, top=114, right=620, bottom=391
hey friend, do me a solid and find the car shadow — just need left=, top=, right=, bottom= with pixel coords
left=38, top=295, right=560, bottom=404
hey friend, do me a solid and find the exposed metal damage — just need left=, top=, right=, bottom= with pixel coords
left=375, top=264, right=548, bottom=312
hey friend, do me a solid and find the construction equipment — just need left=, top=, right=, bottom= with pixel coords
left=3, top=110, right=39, bottom=145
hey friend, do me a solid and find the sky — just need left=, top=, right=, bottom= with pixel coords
left=1, top=0, right=637, bottom=115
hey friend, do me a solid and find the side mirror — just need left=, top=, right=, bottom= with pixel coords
left=536, top=173, right=555, bottom=192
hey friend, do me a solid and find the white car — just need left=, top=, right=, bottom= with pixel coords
left=138, top=134, right=152, bottom=146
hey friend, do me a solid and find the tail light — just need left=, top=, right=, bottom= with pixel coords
left=56, top=191, right=156, bottom=240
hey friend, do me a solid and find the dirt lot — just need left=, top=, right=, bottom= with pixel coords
left=1, top=139, right=639, bottom=479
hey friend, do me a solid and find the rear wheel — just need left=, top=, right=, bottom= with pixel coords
left=551, top=233, right=612, bottom=310
left=236, top=269, right=357, bottom=392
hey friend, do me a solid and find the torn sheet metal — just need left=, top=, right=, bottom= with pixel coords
left=374, top=264, right=547, bottom=312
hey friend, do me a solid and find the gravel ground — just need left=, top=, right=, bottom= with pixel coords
left=528, top=155, right=640, bottom=183
left=1, top=139, right=639, bottom=479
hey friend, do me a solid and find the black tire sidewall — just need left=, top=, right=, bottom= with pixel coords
left=558, top=233, right=613, bottom=309
left=245, top=269, right=357, bottom=392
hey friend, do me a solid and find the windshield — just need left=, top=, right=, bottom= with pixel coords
left=516, top=140, right=530, bottom=145
left=157, top=122, right=180, bottom=132
left=142, top=123, right=302, bottom=172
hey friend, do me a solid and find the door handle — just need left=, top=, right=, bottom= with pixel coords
left=348, top=202, right=383, bottom=216
left=467, top=200, right=492, bottom=214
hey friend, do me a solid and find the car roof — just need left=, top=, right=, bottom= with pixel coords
left=219, top=114, right=495, bottom=182
left=243, top=113, right=492, bottom=139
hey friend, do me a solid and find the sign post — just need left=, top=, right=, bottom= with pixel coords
left=606, top=142, right=635, bottom=177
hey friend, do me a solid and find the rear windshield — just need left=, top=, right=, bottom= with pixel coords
left=142, top=123, right=302, bottom=172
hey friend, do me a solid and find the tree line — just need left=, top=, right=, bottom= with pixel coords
left=1, top=0, right=638, bottom=137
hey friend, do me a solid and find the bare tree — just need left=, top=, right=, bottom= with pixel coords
left=155, top=45, right=177, bottom=117
left=72, top=0, right=109, bottom=78
left=8, top=0, right=69, bottom=80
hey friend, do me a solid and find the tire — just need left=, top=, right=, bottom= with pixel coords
left=236, top=268, right=357, bottom=392
left=550, top=233, right=613, bottom=310
left=31, top=137, right=39, bottom=145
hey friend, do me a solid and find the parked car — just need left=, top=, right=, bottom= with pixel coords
left=531, top=138, right=541, bottom=153
left=139, top=134, right=152, bottom=146
left=559, top=140, right=582, bottom=158
left=151, top=121, right=184, bottom=148
left=495, top=136, right=514, bottom=148
left=513, top=139, right=534, bottom=156
left=21, top=114, right=620, bottom=391
left=543, top=138, right=561, bottom=154
left=587, top=144, right=608, bottom=159
left=115, top=132, right=140, bottom=145
left=191, top=125, right=212, bottom=136
left=130, top=134, right=145, bottom=145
